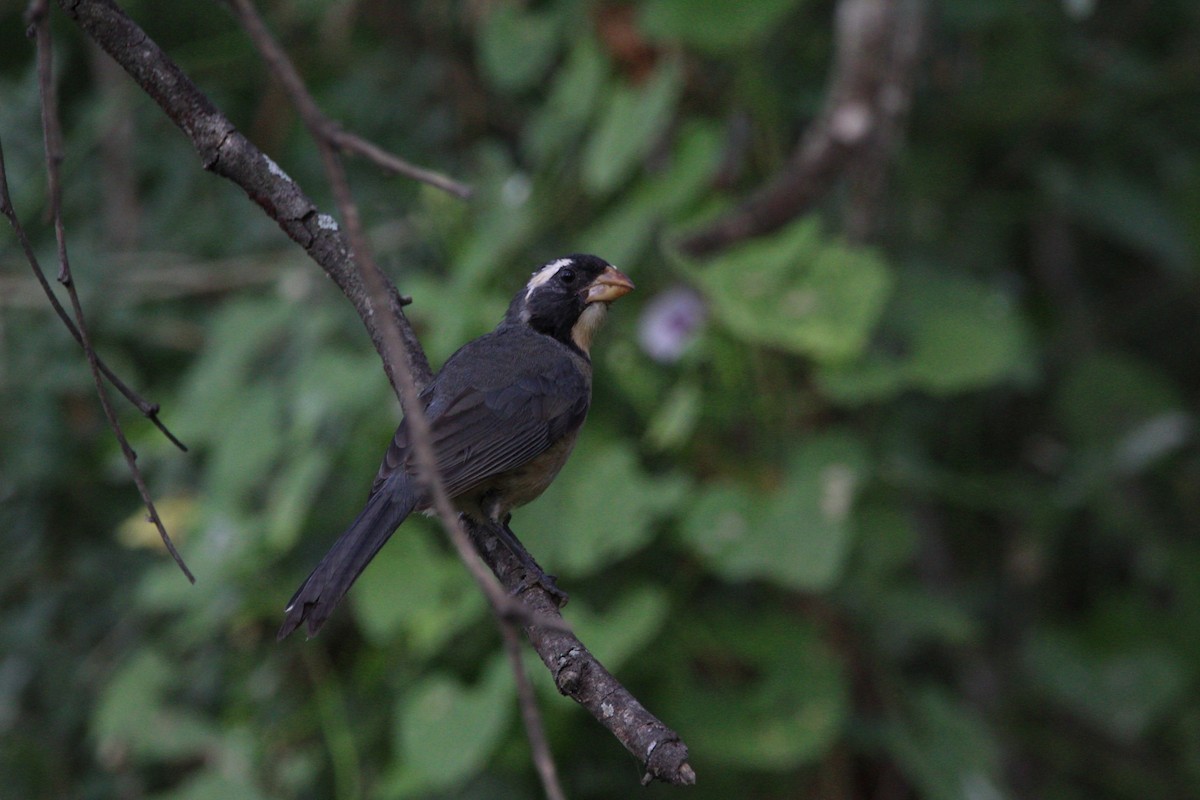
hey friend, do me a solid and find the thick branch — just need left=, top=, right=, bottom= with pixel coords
left=678, top=0, right=924, bottom=256
left=57, top=0, right=433, bottom=392
left=467, top=520, right=696, bottom=786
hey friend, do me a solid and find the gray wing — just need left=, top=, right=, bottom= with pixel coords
left=371, top=360, right=589, bottom=499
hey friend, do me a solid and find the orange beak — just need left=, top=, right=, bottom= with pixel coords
left=583, top=266, right=635, bottom=304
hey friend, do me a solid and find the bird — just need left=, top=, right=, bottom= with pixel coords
left=278, top=254, right=634, bottom=639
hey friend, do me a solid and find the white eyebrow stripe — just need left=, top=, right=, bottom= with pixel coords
left=525, top=257, right=575, bottom=299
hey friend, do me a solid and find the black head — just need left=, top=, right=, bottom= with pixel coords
left=505, top=254, right=634, bottom=354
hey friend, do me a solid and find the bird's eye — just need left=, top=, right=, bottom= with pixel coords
left=558, top=267, right=577, bottom=284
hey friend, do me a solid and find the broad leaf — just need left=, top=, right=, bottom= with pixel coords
left=686, top=217, right=893, bottom=362
left=681, top=430, right=870, bottom=590
left=391, top=657, right=513, bottom=792
left=582, top=58, right=683, bottom=194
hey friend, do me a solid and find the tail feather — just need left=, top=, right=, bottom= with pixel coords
left=278, top=482, right=417, bottom=640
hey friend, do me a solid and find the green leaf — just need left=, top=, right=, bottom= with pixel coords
left=1024, top=630, right=1188, bottom=741
left=264, top=450, right=330, bottom=551
left=1042, top=165, right=1194, bottom=274
left=581, top=121, right=722, bottom=265
left=406, top=273, right=510, bottom=366
left=686, top=217, right=893, bottom=362
left=174, top=298, right=294, bottom=440
left=681, top=430, right=869, bottom=590
left=1055, top=352, right=1183, bottom=450
left=817, top=267, right=1036, bottom=401
left=644, top=379, right=703, bottom=451
left=525, top=36, right=609, bottom=161
left=902, top=272, right=1035, bottom=392
left=662, top=610, right=847, bottom=769
left=883, top=688, right=1003, bottom=800
left=93, top=649, right=170, bottom=752
left=207, top=385, right=285, bottom=506
left=353, top=523, right=485, bottom=655
left=392, top=657, right=513, bottom=791
left=639, top=0, right=805, bottom=53
left=93, top=649, right=220, bottom=762
left=148, top=770, right=269, bottom=800
left=858, top=586, right=981, bottom=652
left=849, top=501, right=919, bottom=579
left=290, top=350, right=390, bottom=439
left=518, top=438, right=690, bottom=576
left=582, top=58, right=683, bottom=195
left=476, top=5, right=563, bottom=92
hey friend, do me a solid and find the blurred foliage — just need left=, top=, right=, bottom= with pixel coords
left=2, top=0, right=1199, bottom=798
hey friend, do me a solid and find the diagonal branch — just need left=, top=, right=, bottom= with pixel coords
left=467, top=518, right=697, bottom=786
left=22, top=0, right=194, bottom=582
left=332, top=130, right=472, bottom=200
left=219, top=0, right=471, bottom=201
left=678, top=0, right=926, bottom=256
left=0, top=141, right=188, bottom=452
left=57, top=0, right=434, bottom=395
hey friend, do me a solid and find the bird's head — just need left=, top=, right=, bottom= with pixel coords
left=507, top=254, right=635, bottom=355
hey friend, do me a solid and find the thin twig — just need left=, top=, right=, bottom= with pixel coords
left=3, top=12, right=186, bottom=450
left=500, top=621, right=566, bottom=800
left=25, top=0, right=194, bottom=582
left=222, top=0, right=531, bottom=615
left=330, top=129, right=472, bottom=200
left=226, top=2, right=568, bottom=796
left=0, top=157, right=189, bottom=451
left=220, top=0, right=471, bottom=201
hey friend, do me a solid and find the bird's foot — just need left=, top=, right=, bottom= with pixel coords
left=512, top=568, right=569, bottom=608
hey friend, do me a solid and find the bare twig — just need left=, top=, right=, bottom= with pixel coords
left=219, top=0, right=472, bottom=201
left=2, top=18, right=186, bottom=450
left=330, top=130, right=473, bottom=200
left=678, top=0, right=925, bottom=256
left=501, top=617, right=567, bottom=800
left=24, top=0, right=194, bottom=582
left=221, top=0, right=531, bottom=620
left=0, top=165, right=190, bottom=451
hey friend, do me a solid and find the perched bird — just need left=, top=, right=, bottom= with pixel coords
left=278, top=254, right=634, bottom=639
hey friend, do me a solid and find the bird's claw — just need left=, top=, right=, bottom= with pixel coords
left=511, top=569, right=569, bottom=608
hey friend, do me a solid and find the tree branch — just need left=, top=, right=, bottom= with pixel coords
left=678, top=0, right=926, bottom=256
left=0, top=147, right=189, bottom=452
left=467, top=518, right=696, bottom=786
left=56, top=0, right=434, bottom=394
left=22, top=0, right=194, bottom=582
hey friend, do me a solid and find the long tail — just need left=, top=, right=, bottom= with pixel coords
left=277, top=480, right=418, bottom=640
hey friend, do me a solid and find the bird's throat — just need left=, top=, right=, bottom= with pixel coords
left=571, top=302, right=608, bottom=355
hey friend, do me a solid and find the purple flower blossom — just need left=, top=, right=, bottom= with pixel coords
left=637, top=286, right=708, bottom=363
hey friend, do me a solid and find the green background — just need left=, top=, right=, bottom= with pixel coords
left=1, top=1, right=1198, bottom=798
